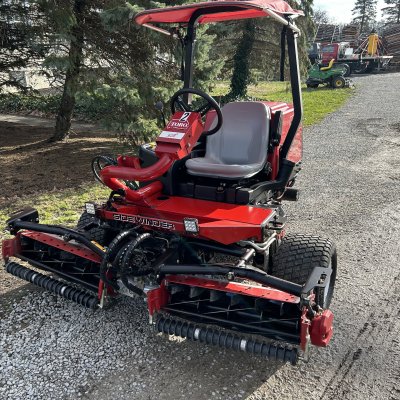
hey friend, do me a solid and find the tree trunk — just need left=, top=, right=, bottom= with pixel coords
left=398, top=2, right=400, bottom=23
left=360, top=12, right=365, bottom=34
left=50, top=0, right=85, bottom=142
left=228, top=20, right=256, bottom=100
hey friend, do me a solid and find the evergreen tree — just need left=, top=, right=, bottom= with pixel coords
left=0, top=1, right=46, bottom=91
left=228, top=20, right=256, bottom=100
left=382, top=0, right=400, bottom=24
left=48, top=0, right=86, bottom=142
left=224, top=0, right=314, bottom=99
left=352, top=0, right=378, bottom=34
left=36, top=0, right=151, bottom=142
left=34, top=0, right=222, bottom=142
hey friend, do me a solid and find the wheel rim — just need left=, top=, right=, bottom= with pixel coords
left=336, top=79, right=343, bottom=87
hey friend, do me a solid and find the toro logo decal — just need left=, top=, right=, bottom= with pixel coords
left=113, top=213, right=175, bottom=230
left=167, top=112, right=191, bottom=130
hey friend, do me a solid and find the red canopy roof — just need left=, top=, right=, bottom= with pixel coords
left=135, top=0, right=303, bottom=27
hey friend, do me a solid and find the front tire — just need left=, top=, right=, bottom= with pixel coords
left=270, top=233, right=337, bottom=309
left=77, top=211, right=107, bottom=245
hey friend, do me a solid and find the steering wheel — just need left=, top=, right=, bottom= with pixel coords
left=170, top=87, right=223, bottom=136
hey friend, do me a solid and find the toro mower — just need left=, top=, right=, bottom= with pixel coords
left=306, top=59, right=351, bottom=89
left=2, top=0, right=337, bottom=365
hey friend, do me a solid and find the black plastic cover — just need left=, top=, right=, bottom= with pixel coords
left=7, top=207, right=39, bottom=233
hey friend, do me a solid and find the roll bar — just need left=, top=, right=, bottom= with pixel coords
left=181, top=8, right=303, bottom=165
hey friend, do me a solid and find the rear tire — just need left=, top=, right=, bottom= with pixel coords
left=353, top=62, right=368, bottom=74
left=270, top=233, right=337, bottom=309
left=77, top=211, right=107, bottom=245
left=332, top=76, right=346, bottom=89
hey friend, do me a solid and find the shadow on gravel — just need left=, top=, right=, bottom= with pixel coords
left=87, top=336, right=284, bottom=400
left=0, top=289, right=285, bottom=400
left=84, top=297, right=286, bottom=400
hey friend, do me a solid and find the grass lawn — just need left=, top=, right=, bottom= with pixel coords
left=0, top=185, right=109, bottom=236
left=0, top=82, right=352, bottom=231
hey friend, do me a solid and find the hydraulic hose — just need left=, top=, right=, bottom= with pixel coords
left=158, top=264, right=303, bottom=297
left=99, top=229, right=138, bottom=290
left=10, top=220, right=105, bottom=258
left=119, top=233, right=152, bottom=296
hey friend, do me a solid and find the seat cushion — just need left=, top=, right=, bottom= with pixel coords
left=186, top=101, right=270, bottom=180
left=186, top=157, right=263, bottom=179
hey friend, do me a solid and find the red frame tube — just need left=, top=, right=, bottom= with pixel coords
left=101, top=153, right=173, bottom=183
left=100, top=154, right=173, bottom=203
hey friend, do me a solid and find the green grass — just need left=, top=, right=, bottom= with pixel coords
left=0, top=184, right=109, bottom=238
left=212, top=81, right=353, bottom=126
left=0, top=81, right=352, bottom=231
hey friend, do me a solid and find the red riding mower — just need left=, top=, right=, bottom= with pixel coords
left=2, top=0, right=337, bottom=365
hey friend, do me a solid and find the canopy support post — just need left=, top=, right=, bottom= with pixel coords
left=280, top=26, right=303, bottom=161
left=280, top=26, right=287, bottom=81
left=183, top=16, right=199, bottom=103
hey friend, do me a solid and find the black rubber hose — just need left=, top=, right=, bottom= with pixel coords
left=119, top=233, right=152, bottom=296
left=11, top=221, right=105, bottom=258
left=158, top=264, right=303, bottom=297
left=99, top=229, right=138, bottom=290
left=107, top=230, right=138, bottom=261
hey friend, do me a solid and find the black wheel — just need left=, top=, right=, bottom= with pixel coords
left=340, top=64, right=351, bottom=77
left=353, top=62, right=368, bottom=74
left=270, top=233, right=337, bottom=309
left=307, top=83, right=319, bottom=88
left=76, top=211, right=107, bottom=245
left=332, top=76, right=346, bottom=89
left=365, top=62, right=376, bottom=73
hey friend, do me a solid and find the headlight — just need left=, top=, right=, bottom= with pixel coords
left=183, top=218, right=199, bottom=233
left=85, top=202, right=96, bottom=215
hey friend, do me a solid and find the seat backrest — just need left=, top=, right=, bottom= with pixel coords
left=320, top=59, right=335, bottom=71
left=206, top=102, right=270, bottom=165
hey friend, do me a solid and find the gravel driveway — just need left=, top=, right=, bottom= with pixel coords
left=1, top=72, right=400, bottom=400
